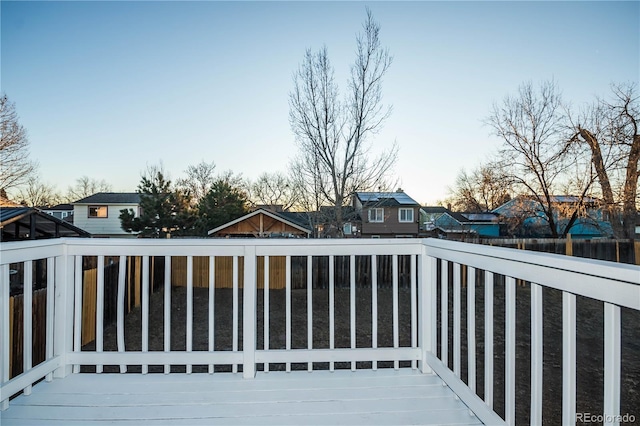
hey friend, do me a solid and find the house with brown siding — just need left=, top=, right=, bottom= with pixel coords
left=353, top=191, right=420, bottom=238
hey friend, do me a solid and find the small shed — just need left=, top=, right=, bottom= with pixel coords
left=1, top=207, right=91, bottom=241
left=207, top=208, right=311, bottom=238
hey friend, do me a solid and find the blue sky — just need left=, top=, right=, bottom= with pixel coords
left=2, top=1, right=638, bottom=205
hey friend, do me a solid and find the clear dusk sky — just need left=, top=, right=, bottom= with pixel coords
left=2, top=1, right=638, bottom=205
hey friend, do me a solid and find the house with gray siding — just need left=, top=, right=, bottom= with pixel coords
left=72, top=193, right=140, bottom=237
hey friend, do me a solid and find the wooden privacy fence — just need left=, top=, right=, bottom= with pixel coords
left=480, top=237, right=640, bottom=265
left=169, top=255, right=414, bottom=289
left=7, top=289, right=47, bottom=380
left=7, top=257, right=149, bottom=377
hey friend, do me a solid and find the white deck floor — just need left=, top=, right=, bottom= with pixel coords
left=1, top=369, right=483, bottom=425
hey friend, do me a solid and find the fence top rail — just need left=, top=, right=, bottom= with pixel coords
left=1, top=237, right=425, bottom=261
left=0, top=239, right=65, bottom=265
left=424, top=238, right=640, bottom=310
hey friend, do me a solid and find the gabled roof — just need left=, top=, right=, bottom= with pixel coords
left=207, top=208, right=312, bottom=236
left=421, top=206, right=448, bottom=215
left=277, top=211, right=313, bottom=229
left=421, top=206, right=469, bottom=223
left=73, top=192, right=140, bottom=204
left=460, top=212, right=500, bottom=223
left=1, top=207, right=91, bottom=240
left=492, top=195, right=601, bottom=216
left=355, top=192, right=419, bottom=207
left=44, top=203, right=74, bottom=211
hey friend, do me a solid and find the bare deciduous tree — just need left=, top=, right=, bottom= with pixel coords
left=487, top=80, right=595, bottom=238
left=249, top=172, right=298, bottom=211
left=446, top=162, right=512, bottom=212
left=66, top=176, right=112, bottom=202
left=0, top=94, right=36, bottom=191
left=176, top=160, right=217, bottom=205
left=17, top=175, right=62, bottom=207
left=570, top=82, right=639, bottom=238
left=289, top=9, right=397, bottom=234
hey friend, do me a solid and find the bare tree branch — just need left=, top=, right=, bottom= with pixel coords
left=289, top=8, right=397, bottom=234
left=0, top=94, right=36, bottom=191
left=487, top=80, right=594, bottom=237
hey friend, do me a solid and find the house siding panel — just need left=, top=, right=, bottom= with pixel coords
left=74, top=204, right=138, bottom=237
left=361, top=207, right=418, bottom=237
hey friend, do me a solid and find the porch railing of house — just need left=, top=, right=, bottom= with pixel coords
left=1, top=238, right=638, bottom=425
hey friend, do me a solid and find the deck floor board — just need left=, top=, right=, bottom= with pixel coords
left=2, top=370, right=483, bottom=425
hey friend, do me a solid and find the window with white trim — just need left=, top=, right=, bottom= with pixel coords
left=88, top=205, right=108, bottom=218
left=398, top=208, right=414, bottom=223
left=368, top=208, right=384, bottom=223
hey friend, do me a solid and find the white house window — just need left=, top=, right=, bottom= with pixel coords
left=398, top=208, right=414, bottom=223
left=368, top=208, right=384, bottom=223
left=88, top=205, right=108, bottom=218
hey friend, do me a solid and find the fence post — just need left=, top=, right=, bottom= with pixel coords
left=242, top=245, right=257, bottom=379
left=418, top=244, right=436, bottom=374
left=53, top=248, right=74, bottom=378
left=1, top=264, right=10, bottom=410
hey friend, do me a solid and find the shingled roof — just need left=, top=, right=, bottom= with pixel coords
left=354, top=192, right=419, bottom=207
left=73, top=192, right=140, bottom=204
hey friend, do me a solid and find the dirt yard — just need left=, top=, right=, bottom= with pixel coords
left=86, top=284, right=640, bottom=425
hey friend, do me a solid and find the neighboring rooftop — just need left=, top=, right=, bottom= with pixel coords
left=73, top=192, right=141, bottom=204
left=355, top=191, right=419, bottom=206
left=421, top=206, right=469, bottom=223
left=44, top=203, right=74, bottom=211
left=0, top=207, right=91, bottom=240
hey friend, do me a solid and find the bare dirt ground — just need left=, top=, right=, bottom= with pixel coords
left=86, top=284, right=640, bottom=425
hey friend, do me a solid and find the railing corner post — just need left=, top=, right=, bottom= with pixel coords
left=242, top=245, right=257, bottom=379
left=53, top=251, right=74, bottom=379
left=418, top=244, right=436, bottom=374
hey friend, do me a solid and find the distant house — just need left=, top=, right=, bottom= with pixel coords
left=41, top=203, right=74, bottom=223
left=353, top=191, right=420, bottom=238
left=208, top=208, right=311, bottom=238
left=492, top=195, right=613, bottom=238
left=1, top=207, right=91, bottom=241
left=72, top=193, right=140, bottom=238
left=459, top=212, right=501, bottom=237
left=312, top=206, right=361, bottom=238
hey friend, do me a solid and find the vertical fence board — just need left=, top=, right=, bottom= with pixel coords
left=505, top=276, right=516, bottom=425
left=372, top=255, right=378, bottom=371
left=95, top=257, right=104, bottom=374
left=467, top=267, right=476, bottom=392
left=208, top=256, right=215, bottom=374
left=563, top=292, right=576, bottom=425
left=163, top=256, right=171, bottom=374
left=441, top=259, right=448, bottom=368
left=45, top=258, right=54, bottom=382
left=531, top=283, right=543, bottom=425
left=604, top=303, right=621, bottom=425
left=453, top=263, right=461, bottom=378
left=264, top=256, right=270, bottom=373
left=484, top=271, right=494, bottom=409
left=117, top=256, right=127, bottom=373
left=1, top=264, right=9, bottom=409
left=307, top=255, right=313, bottom=372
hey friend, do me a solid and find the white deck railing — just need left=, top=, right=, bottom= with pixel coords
left=1, top=238, right=638, bottom=425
